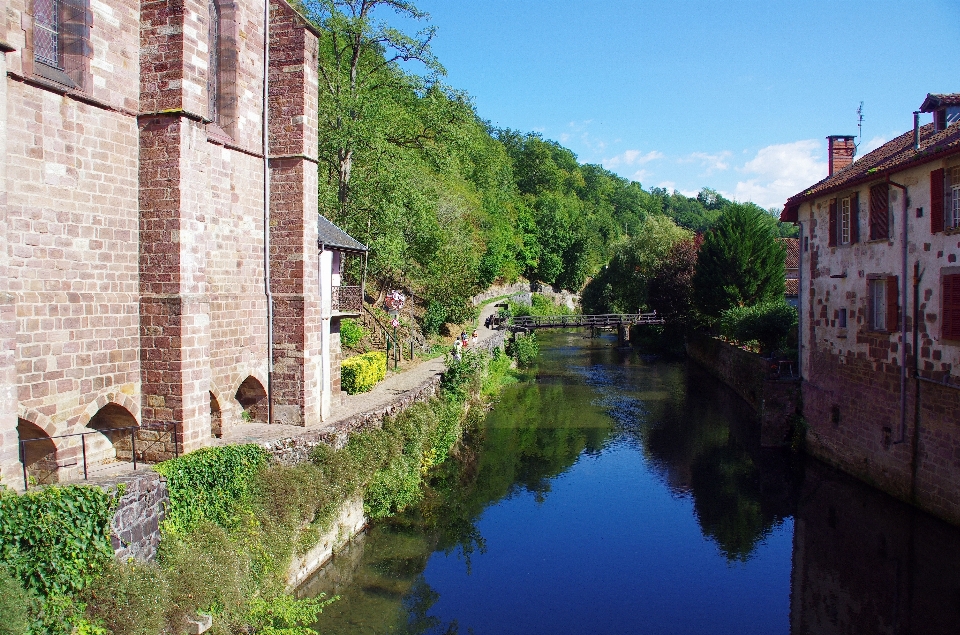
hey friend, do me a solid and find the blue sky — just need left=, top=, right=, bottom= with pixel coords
left=391, top=0, right=960, bottom=209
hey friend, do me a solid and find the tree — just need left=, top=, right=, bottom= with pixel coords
left=648, top=234, right=702, bottom=327
left=581, top=215, right=691, bottom=314
left=692, top=204, right=786, bottom=319
left=305, top=0, right=444, bottom=214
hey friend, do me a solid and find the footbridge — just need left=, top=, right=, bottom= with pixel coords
left=510, top=311, right=665, bottom=330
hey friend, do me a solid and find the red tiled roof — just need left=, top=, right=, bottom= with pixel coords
left=781, top=121, right=960, bottom=220
left=779, top=238, right=799, bottom=270
left=920, top=93, right=960, bottom=112
left=785, top=278, right=799, bottom=297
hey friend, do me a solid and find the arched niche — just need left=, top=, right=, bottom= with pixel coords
left=235, top=376, right=267, bottom=424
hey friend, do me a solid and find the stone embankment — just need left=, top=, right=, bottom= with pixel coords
left=91, top=302, right=508, bottom=582
left=685, top=332, right=800, bottom=447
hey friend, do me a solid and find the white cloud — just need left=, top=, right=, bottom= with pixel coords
left=732, top=139, right=827, bottom=209
left=855, top=135, right=887, bottom=158
left=679, top=150, right=733, bottom=175
left=602, top=149, right=664, bottom=169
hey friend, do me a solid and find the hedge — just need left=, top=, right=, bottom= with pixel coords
left=341, top=351, right=387, bottom=394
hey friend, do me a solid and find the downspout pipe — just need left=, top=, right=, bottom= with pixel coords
left=913, top=112, right=920, bottom=152
left=889, top=179, right=908, bottom=443
left=263, top=0, right=273, bottom=424
left=797, top=220, right=804, bottom=379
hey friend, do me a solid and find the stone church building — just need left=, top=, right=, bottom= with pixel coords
left=0, top=0, right=363, bottom=488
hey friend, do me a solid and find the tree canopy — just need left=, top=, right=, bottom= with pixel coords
left=692, top=204, right=787, bottom=318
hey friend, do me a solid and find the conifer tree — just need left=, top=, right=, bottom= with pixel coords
left=692, top=204, right=786, bottom=318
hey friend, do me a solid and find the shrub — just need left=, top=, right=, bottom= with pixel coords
left=339, top=318, right=365, bottom=348
left=720, top=300, right=798, bottom=355
left=422, top=301, right=448, bottom=337
left=508, top=332, right=539, bottom=368
left=154, top=445, right=271, bottom=535
left=0, top=484, right=119, bottom=598
left=341, top=351, right=387, bottom=394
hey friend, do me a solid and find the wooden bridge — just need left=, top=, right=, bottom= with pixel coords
left=510, top=311, right=665, bottom=330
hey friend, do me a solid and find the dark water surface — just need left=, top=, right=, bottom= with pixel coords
left=304, top=331, right=960, bottom=634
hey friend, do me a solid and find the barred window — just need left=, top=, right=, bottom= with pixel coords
left=207, top=0, right=238, bottom=133
left=31, top=0, right=92, bottom=90
left=34, top=0, right=59, bottom=68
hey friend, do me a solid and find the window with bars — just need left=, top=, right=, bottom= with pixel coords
left=33, top=0, right=59, bottom=68
left=31, top=0, right=92, bottom=90
left=207, top=0, right=238, bottom=133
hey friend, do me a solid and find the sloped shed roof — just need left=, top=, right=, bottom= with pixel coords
left=317, top=215, right=367, bottom=253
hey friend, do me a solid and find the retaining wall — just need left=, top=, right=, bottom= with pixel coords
left=685, top=333, right=800, bottom=447
left=472, top=281, right=579, bottom=311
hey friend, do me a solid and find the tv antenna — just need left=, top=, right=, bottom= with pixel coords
left=855, top=101, right=864, bottom=152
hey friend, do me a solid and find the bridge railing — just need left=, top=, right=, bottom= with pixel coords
left=511, top=311, right=664, bottom=329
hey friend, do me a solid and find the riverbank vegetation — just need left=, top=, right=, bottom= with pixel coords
left=0, top=346, right=520, bottom=635
left=298, top=0, right=794, bottom=337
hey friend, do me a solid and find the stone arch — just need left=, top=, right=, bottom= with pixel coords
left=235, top=376, right=267, bottom=423
left=17, top=418, right=60, bottom=486
left=210, top=391, right=223, bottom=438
left=76, top=390, right=141, bottom=431
left=86, top=402, right=140, bottom=465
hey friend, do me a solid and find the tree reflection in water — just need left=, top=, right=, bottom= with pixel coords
left=307, top=331, right=960, bottom=634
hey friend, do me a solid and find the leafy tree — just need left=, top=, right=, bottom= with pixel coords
left=581, top=215, right=691, bottom=314
left=305, top=0, right=443, bottom=214
left=692, top=203, right=786, bottom=319
left=648, top=234, right=702, bottom=327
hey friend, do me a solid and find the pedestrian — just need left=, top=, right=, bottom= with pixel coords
left=461, top=331, right=469, bottom=348
left=453, top=337, right=463, bottom=361
left=471, top=330, right=479, bottom=346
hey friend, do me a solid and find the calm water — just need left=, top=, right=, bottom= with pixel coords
left=303, top=331, right=960, bottom=635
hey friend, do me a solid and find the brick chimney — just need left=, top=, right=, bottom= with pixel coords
left=827, top=135, right=856, bottom=176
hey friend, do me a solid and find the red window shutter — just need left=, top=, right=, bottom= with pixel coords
left=828, top=199, right=838, bottom=247
left=886, top=276, right=899, bottom=331
left=870, top=183, right=889, bottom=240
left=931, top=168, right=945, bottom=233
left=850, top=192, right=860, bottom=243
left=944, top=274, right=960, bottom=340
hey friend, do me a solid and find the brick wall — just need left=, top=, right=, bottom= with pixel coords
left=2, top=0, right=332, bottom=485
left=803, top=348, right=960, bottom=524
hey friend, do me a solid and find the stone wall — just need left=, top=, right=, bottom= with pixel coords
left=803, top=347, right=960, bottom=525
left=472, top=281, right=580, bottom=311
left=685, top=333, right=800, bottom=447
left=99, top=471, right=168, bottom=562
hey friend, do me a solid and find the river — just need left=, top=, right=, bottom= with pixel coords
left=302, top=330, right=960, bottom=635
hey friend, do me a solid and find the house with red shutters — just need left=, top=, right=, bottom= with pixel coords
left=782, top=93, right=960, bottom=525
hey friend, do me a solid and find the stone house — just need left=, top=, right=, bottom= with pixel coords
left=0, top=0, right=364, bottom=489
left=781, top=93, right=960, bottom=524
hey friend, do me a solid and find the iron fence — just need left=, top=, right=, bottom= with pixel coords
left=18, top=421, right=179, bottom=490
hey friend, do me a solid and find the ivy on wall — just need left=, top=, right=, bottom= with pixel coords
left=154, top=445, right=270, bottom=535
left=0, top=484, right=121, bottom=597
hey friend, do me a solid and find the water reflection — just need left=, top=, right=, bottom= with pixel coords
left=791, top=460, right=960, bottom=635
left=305, top=331, right=960, bottom=634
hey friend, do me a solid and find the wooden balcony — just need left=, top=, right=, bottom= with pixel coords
left=332, top=285, right=362, bottom=315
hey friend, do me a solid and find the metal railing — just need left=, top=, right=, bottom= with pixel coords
left=332, top=285, right=362, bottom=313
left=511, top=311, right=665, bottom=329
left=18, top=422, right=179, bottom=490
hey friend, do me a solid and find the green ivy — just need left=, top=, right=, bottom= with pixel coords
left=155, top=445, right=270, bottom=536
left=0, top=485, right=120, bottom=598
